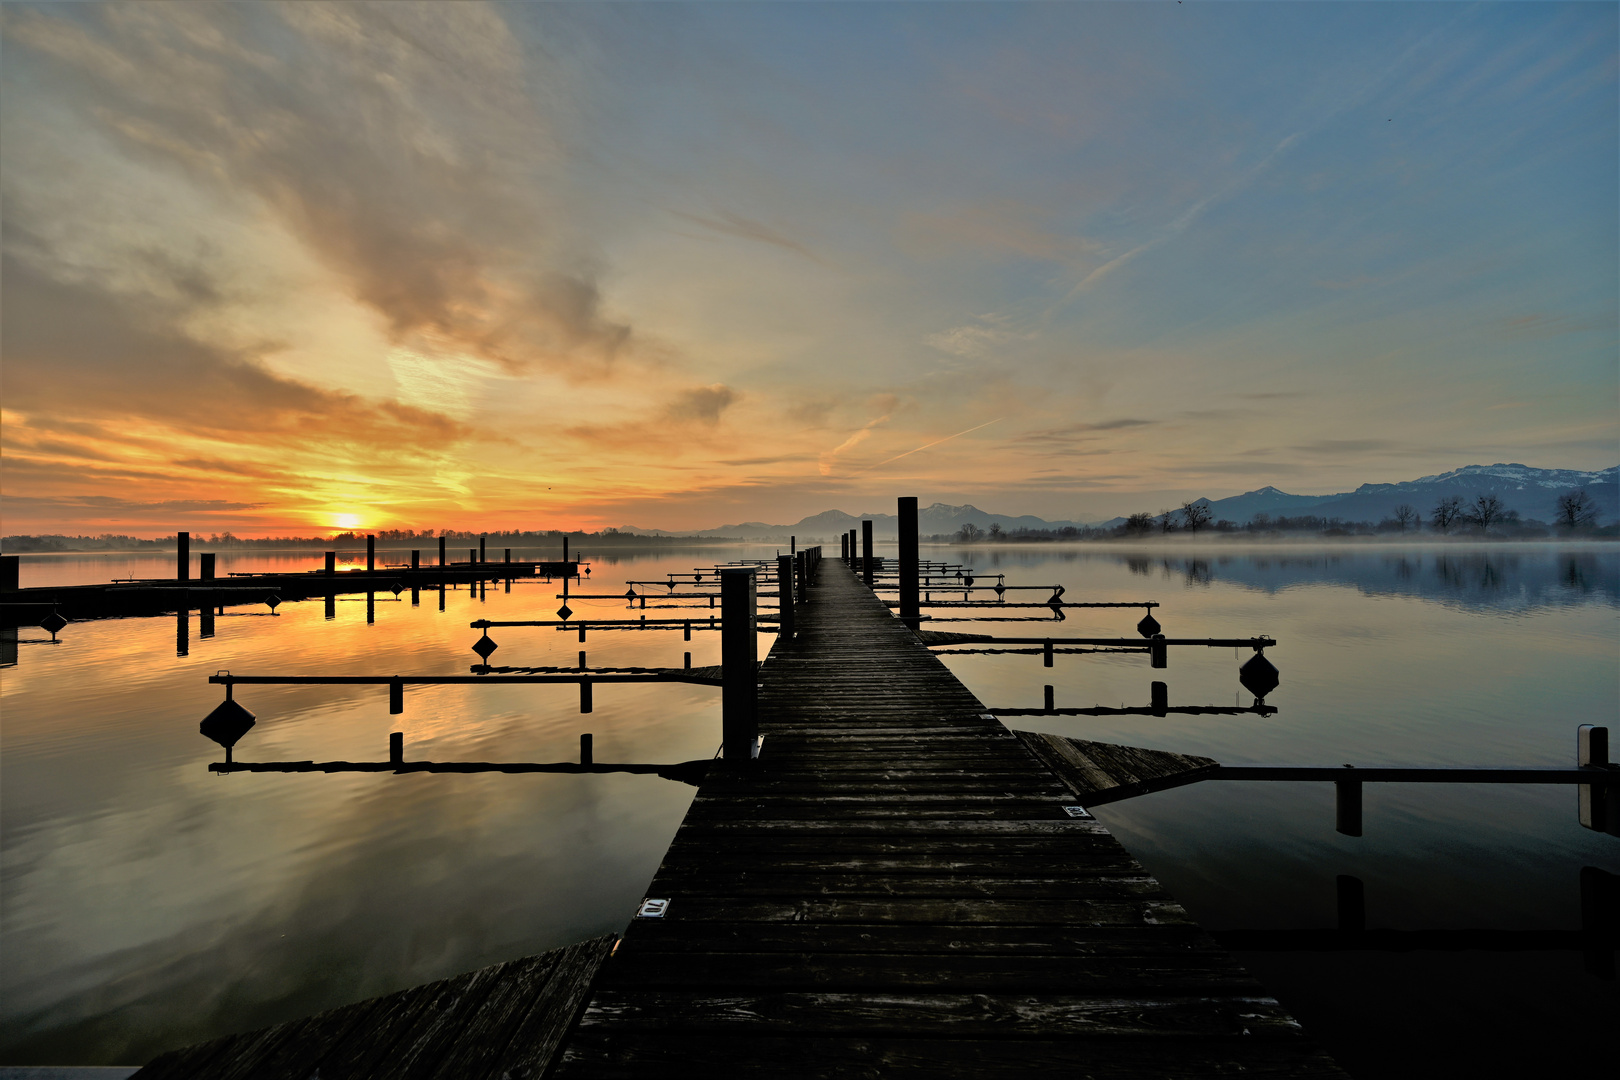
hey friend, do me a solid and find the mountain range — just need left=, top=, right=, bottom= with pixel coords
left=615, top=463, right=1618, bottom=539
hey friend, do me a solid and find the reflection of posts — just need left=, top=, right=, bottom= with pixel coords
left=721, top=568, right=758, bottom=765
left=1336, top=773, right=1363, bottom=836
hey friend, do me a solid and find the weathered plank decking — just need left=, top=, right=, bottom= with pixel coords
left=554, top=560, right=1346, bottom=1077
left=130, top=935, right=614, bottom=1079
left=1014, top=731, right=1222, bottom=806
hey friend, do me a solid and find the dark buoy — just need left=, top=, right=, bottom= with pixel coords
left=201, top=687, right=256, bottom=755
left=1239, top=652, right=1280, bottom=699
left=39, top=610, right=67, bottom=637
left=264, top=594, right=281, bottom=613
left=1137, top=612, right=1161, bottom=638
left=472, top=632, right=499, bottom=661
left=556, top=603, right=574, bottom=621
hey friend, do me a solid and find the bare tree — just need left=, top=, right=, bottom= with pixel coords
left=956, top=523, right=981, bottom=543
left=1180, top=501, right=1213, bottom=534
left=1430, top=495, right=1464, bottom=533
left=987, top=522, right=1003, bottom=540
left=1556, top=489, right=1600, bottom=530
left=1123, top=512, right=1155, bottom=535
left=1392, top=504, right=1419, bottom=531
left=1462, top=493, right=1505, bottom=531
left=1158, top=509, right=1177, bottom=534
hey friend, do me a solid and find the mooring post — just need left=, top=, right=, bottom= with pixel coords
left=367, top=535, right=376, bottom=573
left=177, top=531, right=190, bottom=581
left=410, top=550, right=419, bottom=570
left=200, top=553, right=216, bottom=580
left=389, top=679, right=404, bottom=714
left=898, top=496, right=919, bottom=630
left=862, top=520, right=875, bottom=587
left=580, top=733, right=593, bottom=766
left=721, top=567, right=759, bottom=765
left=1336, top=773, right=1363, bottom=836
left=504, top=548, right=511, bottom=564
left=1151, top=681, right=1168, bottom=716
left=1043, top=640, right=1054, bottom=668
left=1150, top=634, right=1168, bottom=669
left=777, top=554, right=795, bottom=640
left=1044, top=684, right=1055, bottom=711
left=1, top=555, right=18, bottom=592
left=580, top=678, right=593, bottom=714
left=790, top=535, right=796, bottom=555
left=390, top=732, right=403, bottom=765
left=479, top=536, right=486, bottom=563
left=564, top=536, right=569, bottom=565
left=1578, top=725, right=1616, bottom=835
left=841, top=533, right=849, bottom=561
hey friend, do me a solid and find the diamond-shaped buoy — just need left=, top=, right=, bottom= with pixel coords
left=624, top=588, right=637, bottom=600
left=1137, top=612, right=1161, bottom=638
left=38, top=611, right=67, bottom=635
left=557, top=604, right=574, bottom=621
left=994, top=583, right=1006, bottom=595
left=964, top=575, right=974, bottom=587
left=472, top=633, right=499, bottom=661
left=200, top=697, right=256, bottom=749
left=1239, top=652, right=1280, bottom=699
left=391, top=582, right=404, bottom=597
left=264, top=594, right=281, bottom=612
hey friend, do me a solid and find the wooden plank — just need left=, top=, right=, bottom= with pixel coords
left=1015, top=730, right=1221, bottom=806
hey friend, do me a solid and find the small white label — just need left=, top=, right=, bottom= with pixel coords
left=636, top=898, right=670, bottom=918
left=1063, top=806, right=1092, bottom=819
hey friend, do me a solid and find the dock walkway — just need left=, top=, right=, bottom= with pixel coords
left=554, top=560, right=1345, bottom=1076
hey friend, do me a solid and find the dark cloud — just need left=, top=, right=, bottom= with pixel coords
left=665, top=384, right=738, bottom=425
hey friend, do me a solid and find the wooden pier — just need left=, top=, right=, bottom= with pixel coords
left=552, top=558, right=1345, bottom=1076
left=131, top=554, right=1347, bottom=1077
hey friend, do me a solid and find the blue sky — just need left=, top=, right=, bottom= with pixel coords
left=2, top=2, right=1614, bottom=532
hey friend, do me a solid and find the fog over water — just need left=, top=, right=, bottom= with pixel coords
left=1, top=543, right=1615, bottom=1076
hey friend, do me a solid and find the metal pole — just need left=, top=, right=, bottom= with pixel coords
left=862, top=520, right=874, bottom=587
left=721, top=567, right=758, bottom=765
left=898, top=496, right=919, bottom=630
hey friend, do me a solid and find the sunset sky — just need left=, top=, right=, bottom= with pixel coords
left=2, top=2, right=1615, bottom=536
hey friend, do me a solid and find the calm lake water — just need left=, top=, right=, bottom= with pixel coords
left=3, top=542, right=1617, bottom=1076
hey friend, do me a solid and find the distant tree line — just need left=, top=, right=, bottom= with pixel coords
left=0, top=527, right=734, bottom=554
left=938, top=488, right=1610, bottom=543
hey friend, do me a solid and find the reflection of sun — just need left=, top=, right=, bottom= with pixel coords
left=334, top=513, right=362, bottom=530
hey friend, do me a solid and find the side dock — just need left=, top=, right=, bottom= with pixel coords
left=553, top=558, right=1346, bottom=1076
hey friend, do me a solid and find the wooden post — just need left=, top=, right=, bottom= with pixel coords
left=1, top=555, right=18, bottom=591
left=841, top=534, right=848, bottom=561
left=468, top=548, right=476, bottom=566
left=862, top=520, right=874, bottom=587
left=439, top=536, right=446, bottom=567
left=777, top=554, right=794, bottom=640
left=1044, top=685, right=1055, bottom=711
left=1578, top=725, right=1616, bottom=835
left=177, top=531, right=190, bottom=581
left=389, top=679, right=404, bottom=714
left=790, top=535, right=796, bottom=554
left=1336, top=875, right=1366, bottom=933
left=1336, top=777, right=1363, bottom=836
left=564, top=536, right=569, bottom=564
left=323, top=551, right=335, bottom=576
left=367, top=535, right=375, bottom=572
left=1151, top=681, right=1168, bottom=716
left=721, top=567, right=758, bottom=765
left=898, top=496, right=919, bottom=630
left=580, top=678, right=593, bottom=714
left=200, top=553, right=216, bottom=580
left=1150, top=634, right=1168, bottom=669
left=390, top=732, right=403, bottom=765
left=411, top=550, right=420, bottom=569
left=580, top=733, right=593, bottom=766
left=176, top=608, right=188, bottom=657
left=504, top=548, right=511, bottom=564
left=1043, top=640, right=1054, bottom=667
left=366, top=592, right=375, bottom=625
left=480, top=536, right=486, bottom=563
left=325, top=594, right=336, bottom=620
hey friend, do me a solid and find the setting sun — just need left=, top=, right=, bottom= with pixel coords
left=332, top=514, right=362, bottom=531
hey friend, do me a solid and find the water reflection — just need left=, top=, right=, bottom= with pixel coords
left=1107, top=546, right=1617, bottom=611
